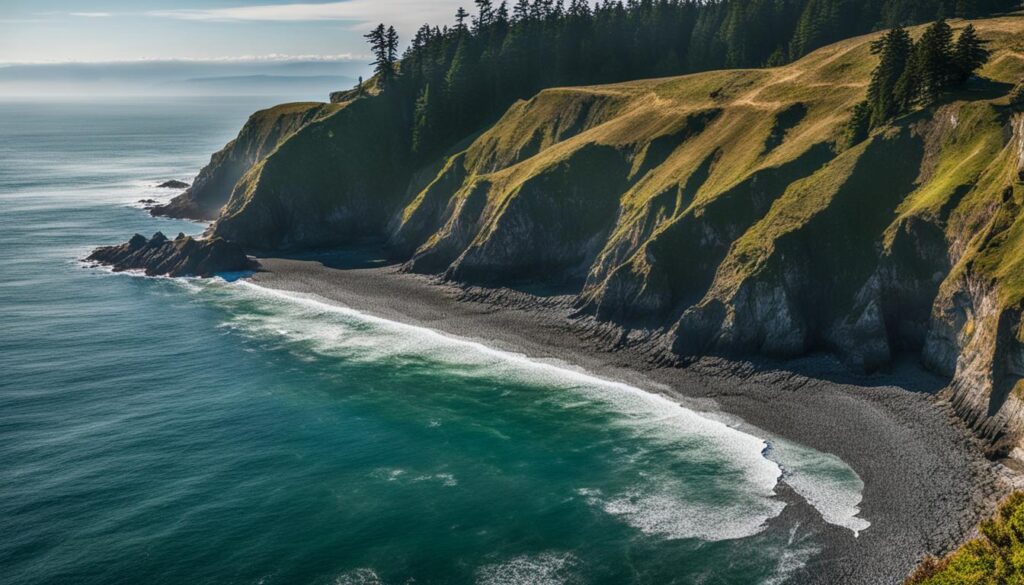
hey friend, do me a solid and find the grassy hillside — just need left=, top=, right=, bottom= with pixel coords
left=907, top=491, right=1024, bottom=584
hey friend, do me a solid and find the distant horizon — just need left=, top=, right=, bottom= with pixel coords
left=0, top=57, right=367, bottom=98
left=1, top=1, right=474, bottom=65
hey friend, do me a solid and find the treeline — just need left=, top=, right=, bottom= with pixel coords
left=359, top=0, right=1017, bottom=161
left=847, top=19, right=990, bottom=143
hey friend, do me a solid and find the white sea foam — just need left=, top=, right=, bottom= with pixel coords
left=765, top=438, right=871, bottom=536
left=475, top=552, right=578, bottom=585
left=184, top=278, right=869, bottom=542
left=332, top=568, right=382, bottom=585
left=601, top=488, right=785, bottom=541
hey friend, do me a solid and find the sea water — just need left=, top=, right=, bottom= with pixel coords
left=0, top=97, right=867, bottom=585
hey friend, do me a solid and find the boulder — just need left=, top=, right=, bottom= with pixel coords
left=157, top=180, right=190, bottom=189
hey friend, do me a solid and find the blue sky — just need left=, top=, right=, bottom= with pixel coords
left=1, top=1, right=467, bottom=64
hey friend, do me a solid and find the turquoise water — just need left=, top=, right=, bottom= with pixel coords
left=0, top=98, right=867, bottom=585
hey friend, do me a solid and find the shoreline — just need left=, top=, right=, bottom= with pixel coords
left=251, top=254, right=1015, bottom=584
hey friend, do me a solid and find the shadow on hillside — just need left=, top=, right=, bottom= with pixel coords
left=945, top=77, right=1015, bottom=102
left=693, top=352, right=951, bottom=395
left=272, top=244, right=399, bottom=270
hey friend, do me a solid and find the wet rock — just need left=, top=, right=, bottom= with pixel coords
left=156, top=180, right=190, bottom=189
left=87, top=232, right=258, bottom=278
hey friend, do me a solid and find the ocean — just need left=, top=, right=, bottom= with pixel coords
left=0, top=97, right=868, bottom=585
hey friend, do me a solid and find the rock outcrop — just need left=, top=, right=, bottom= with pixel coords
left=157, top=180, right=190, bottom=189
left=87, top=232, right=258, bottom=277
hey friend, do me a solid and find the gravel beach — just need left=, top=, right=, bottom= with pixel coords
left=251, top=253, right=1017, bottom=584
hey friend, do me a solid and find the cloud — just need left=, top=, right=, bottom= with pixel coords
left=148, top=0, right=464, bottom=32
left=69, top=12, right=112, bottom=18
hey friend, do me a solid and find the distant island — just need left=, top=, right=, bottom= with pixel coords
left=90, top=0, right=1024, bottom=581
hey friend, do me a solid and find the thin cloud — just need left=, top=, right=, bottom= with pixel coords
left=70, top=12, right=113, bottom=18
left=0, top=54, right=370, bottom=66
left=148, top=0, right=464, bottom=31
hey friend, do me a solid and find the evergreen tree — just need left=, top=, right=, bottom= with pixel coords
left=386, top=26, right=400, bottom=70
left=412, top=84, right=434, bottom=154
left=445, top=39, right=472, bottom=106
left=364, top=24, right=398, bottom=86
left=845, top=100, right=871, bottom=145
left=867, top=24, right=914, bottom=126
left=474, top=0, right=495, bottom=30
left=512, top=0, right=531, bottom=22
left=912, top=18, right=955, bottom=104
left=455, top=7, right=471, bottom=32
left=952, top=24, right=990, bottom=85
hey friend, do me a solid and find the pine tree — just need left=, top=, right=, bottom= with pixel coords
left=446, top=39, right=471, bottom=104
left=474, top=0, right=495, bottom=30
left=845, top=100, right=871, bottom=145
left=912, top=18, right=955, bottom=104
left=365, top=24, right=388, bottom=77
left=512, top=0, right=531, bottom=22
left=364, top=24, right=398, bottom=86
left=867, top=24, right=914, bottom=126
left=412, top=84, right=434, bottom=155
left=952, top=24, right=990, bottom=85
left=455, top=7, right=471, bottom=32
left=386, top=26, right=400, bottom=70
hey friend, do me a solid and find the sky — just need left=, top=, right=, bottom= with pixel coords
left=0, top=0, right=468, bottom=64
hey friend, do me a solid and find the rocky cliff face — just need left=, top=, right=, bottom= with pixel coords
left=151, top=102, right=338, bottom=221
left=209, top=95, right=411, bottom=251
left=168, top=17, right=1024, bottom=458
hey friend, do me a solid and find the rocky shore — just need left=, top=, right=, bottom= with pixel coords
left=249, top=253, right=1020, bottom=585
left=87, top=232, right=257, bottom=277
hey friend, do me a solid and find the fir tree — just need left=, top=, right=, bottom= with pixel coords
left=867, top=24, right=914, bottom=126
left=474, top=0, right=495, bottom=30
left=512, top=0, right=530, bottom=23
left=912, top=18, right=955, bottom=104
left=412, top=84, right=434, bottom=155
left=952, top=24, right=990, bottom=85
left=845, top=100, right=871, bottom=145
left=455, top=7, right=471, bottom=32
left=364, top=24, right=398, bottom=86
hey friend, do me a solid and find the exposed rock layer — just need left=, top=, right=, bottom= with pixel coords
left=88, top=232, right=258, bottom=277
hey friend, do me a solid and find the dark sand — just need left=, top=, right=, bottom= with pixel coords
left=251, top=254, right=1019, bottom=585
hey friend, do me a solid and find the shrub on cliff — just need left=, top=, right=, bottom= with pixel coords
left=906, top=492, right=1024, bottom=584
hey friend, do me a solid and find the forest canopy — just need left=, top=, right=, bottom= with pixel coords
left=356, top=0, right=1018, bottom=160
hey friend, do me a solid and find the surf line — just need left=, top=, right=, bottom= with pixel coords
left=225, top=278, right=870, bottom=537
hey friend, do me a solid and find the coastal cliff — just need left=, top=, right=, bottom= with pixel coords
left=151, top=102, right=340, bottom=221
left=99, top=16, right=1024, bottom=460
